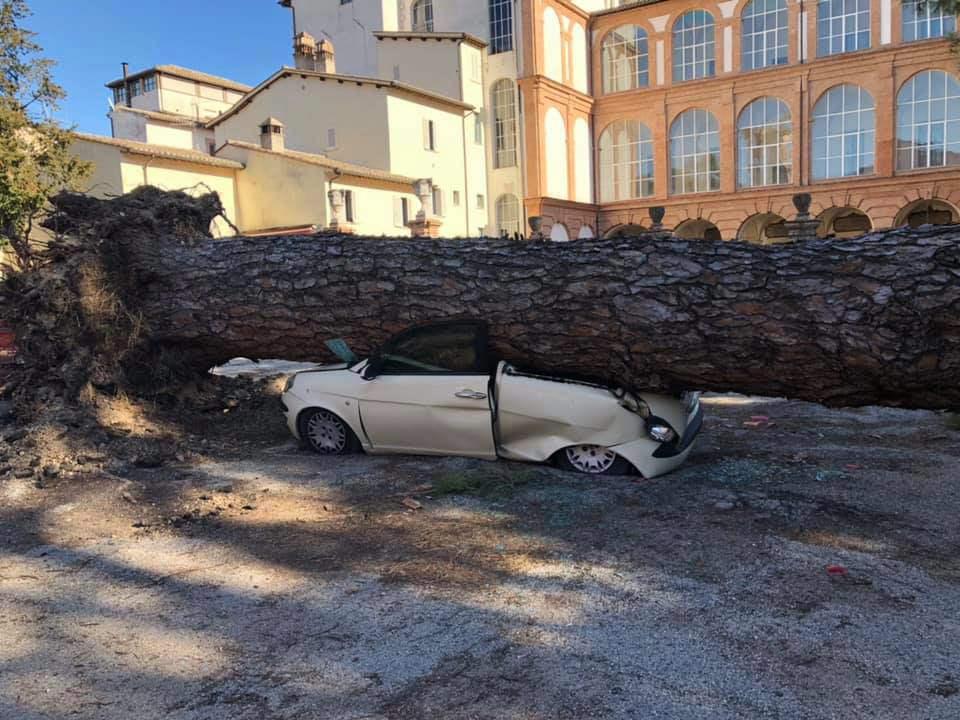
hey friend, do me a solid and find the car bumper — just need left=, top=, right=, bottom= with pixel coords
left=610, top=401, right=703, bottom=479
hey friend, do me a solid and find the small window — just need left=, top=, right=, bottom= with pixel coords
left=453, top=190, right=461, bottom=206
left=113, top=86, right=127, bottom=104
left=423, top=119, right=437, bottom=151
left=476, top=194, right=485, bottom=210
left=143, top=74, right=157, bottom=92
left=207, top=141, right=217, bottom=155
left=393, top=64, right=401, bottom=80
left=344, top=191, right=357, bottom=223
left=129, top=81, right=141, bottom=98
left=432, top=187, right=444, bottom=216
left=327, top=128, right=337, bottom=148
left=394, top=197, right=411, bottom=227
left=380, top=322, right=490, bottom=375
left=474, top=113, right=484, bottom=144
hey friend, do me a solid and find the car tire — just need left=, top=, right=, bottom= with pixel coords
left=555, top=445, right=633, bottom=476
left=298, top=408, right=361, bottom=456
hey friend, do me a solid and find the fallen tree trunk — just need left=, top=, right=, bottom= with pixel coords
left=28, top=191, right=960, bottom=409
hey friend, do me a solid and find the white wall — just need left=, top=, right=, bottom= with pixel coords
left=213, top=75, right=393, bottom=171
left=385, top=93, right=471, bottom=236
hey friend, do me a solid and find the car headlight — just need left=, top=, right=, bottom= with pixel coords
left=647, top=423, right=677, bottom=444
left=283, top=375, right=296, bottom=394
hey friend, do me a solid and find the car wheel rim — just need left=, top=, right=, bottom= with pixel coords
left=565, top=445, right=617, bottom=474
left=307, top=411, right=347, bottom=454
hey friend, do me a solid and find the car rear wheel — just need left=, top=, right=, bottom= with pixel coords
left=299, top=409, right=360, bottom=455
left=556, top=444, right=632, bottom=476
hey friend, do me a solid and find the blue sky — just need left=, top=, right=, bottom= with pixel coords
left=26, top=0, right=292, bottom=134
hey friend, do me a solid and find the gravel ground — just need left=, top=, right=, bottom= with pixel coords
left=1, top=397, right=959, bottom=719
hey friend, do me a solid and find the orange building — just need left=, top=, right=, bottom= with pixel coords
left=519, top=0, right=960, bottom=242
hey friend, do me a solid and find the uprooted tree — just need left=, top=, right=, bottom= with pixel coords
left=3, top=187, right=959, bottom=412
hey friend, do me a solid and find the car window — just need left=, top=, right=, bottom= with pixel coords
left=380, top=323, right=488, bottom=374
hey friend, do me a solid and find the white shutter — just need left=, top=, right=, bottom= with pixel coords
left=350, top=191, right=359, bottom=222
left=393, top=197, right=403, bottom=227
left=422, top=119, right=430, bottom=150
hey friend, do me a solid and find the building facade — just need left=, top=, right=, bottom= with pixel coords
left=287, top=0, right=960, bottom=241
left=527, top=0, right=960, bottom=240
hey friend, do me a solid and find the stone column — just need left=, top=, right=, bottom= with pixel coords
left=327, top=189, right=353, bottom=234
left=407, top=178, right=443, bottom=238
left=784, top=193, right=821, bottom=243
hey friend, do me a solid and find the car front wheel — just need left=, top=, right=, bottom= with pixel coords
left=556, top=445, right=632, bottom=476
left=299, top=409, right=360, bottom=455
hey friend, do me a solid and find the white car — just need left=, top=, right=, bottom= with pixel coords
left=281, top=321, right=702, bottom=477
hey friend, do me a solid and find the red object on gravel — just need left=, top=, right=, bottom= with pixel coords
left=0, top=325, right=16, bottom=363
left=826, top=564, right=849, bottom=577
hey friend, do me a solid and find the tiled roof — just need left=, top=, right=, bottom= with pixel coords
left=206, top=67, right=473, bottom=128
left=72, top=133, right=244, bottom=169
left=373, top=31, right=488, bottom=48
left=107, top=65, right=252, bottom=93
left=111, top=105, right=205, bottom=127
left=222, top=141, right=415, bottom=186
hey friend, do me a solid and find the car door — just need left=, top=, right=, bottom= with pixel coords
left=358, top=321, right=497, bottom=459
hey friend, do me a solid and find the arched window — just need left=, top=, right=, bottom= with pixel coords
left=902, top=0, right=956, bottom=41
left=495, top=194, right=521, bottom=236
left=737, top=97, right=792, bottom=188
left=545, top=107, right=568, bottom=199
left=411, top=0, right=434, bottom=32
left=543, top=7, right=563, bottom=82
left=571, top=24, right=588, bottom=93
left=491, top=79, right=517, bottom=169
left=573, top=118, right=592, bottom=203
left=817, top=0, right=870, bottom=57
left=897, top=70, right=960, bottom=170
left=670, top=109, right=720, bottom=194
left=601, top=25, right=649, bottom=93
left=599, top=119, right=655, bottom=202
left=489, top=0, right=514, bottom=54
left=742, top=0, right=788, bottom=71
left=812, top=84, right=875, bottom=179
left=673, top=11, right=715, bottom=82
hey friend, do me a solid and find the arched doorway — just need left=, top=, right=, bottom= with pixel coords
left=817, top=207, right=872, bottom=239
left=604, top=223, right=647, bottom=239
left=577, top=224, right=595, bottom=239
left=894, top=199, right=959, bottom=228
left=737, top=213, right=789, bottom=245
left=549, top=223, right=571, bottom=242
left=675, top=218, right=721, bottom=241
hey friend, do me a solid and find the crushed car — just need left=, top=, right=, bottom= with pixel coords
left=281, top=320, right=702, bottom=477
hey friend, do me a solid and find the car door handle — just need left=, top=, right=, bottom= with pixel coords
left=455, top=389, right=487, bottom=400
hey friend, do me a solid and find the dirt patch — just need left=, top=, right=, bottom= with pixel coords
left=1, top=396, right=959, bottom=719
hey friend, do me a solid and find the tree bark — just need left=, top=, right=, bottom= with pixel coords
left=105, top=216, right=960, bottom=411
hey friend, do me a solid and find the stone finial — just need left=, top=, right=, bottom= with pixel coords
left=792, top=193, right=812, bottom=219
left=327, top=188, right=353, bottom=233
left=412, top=178, right=434, bottom=220
left=649, top=206, right=666, bottom=230
left=407, top=179, right=442, bottom=238
left=785, top=193, right=820, bottom=243
left=528, top=216, right=544, bottom=241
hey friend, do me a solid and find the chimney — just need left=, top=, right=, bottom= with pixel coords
left=260, top=117, right=285, bottom=152
left=293, top=31, right=318, bottom=71
left=121, top=62, right=131, bottom=106
left=316, top=39, right=336, bottom=74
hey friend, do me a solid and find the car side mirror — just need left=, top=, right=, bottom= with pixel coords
left=363, top=356, right=383, bottom=381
